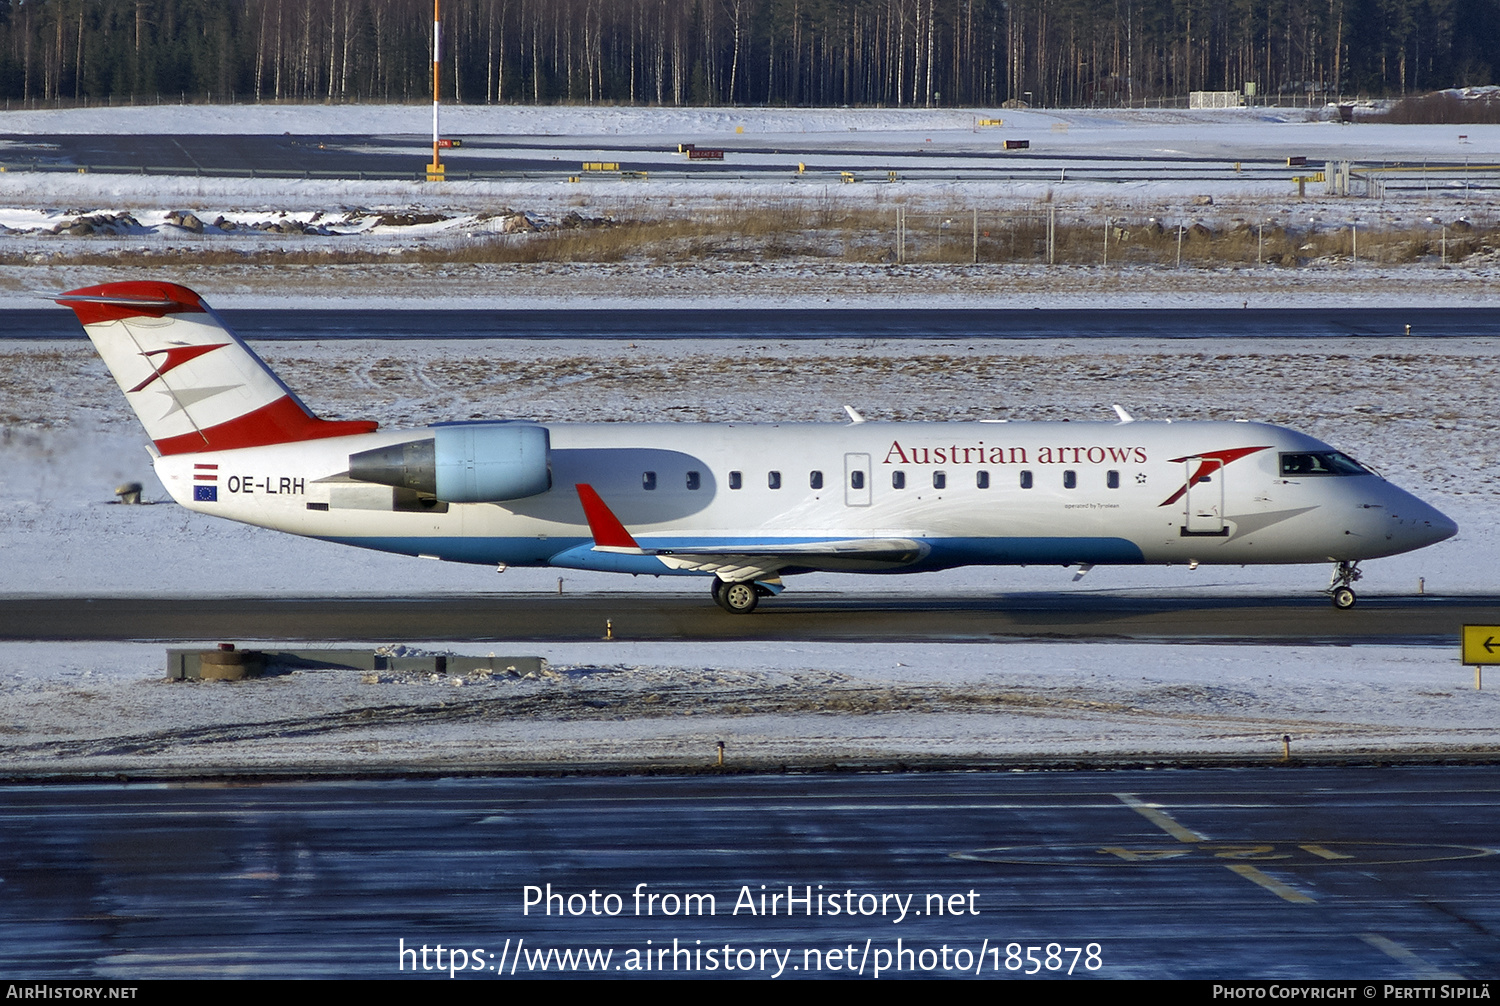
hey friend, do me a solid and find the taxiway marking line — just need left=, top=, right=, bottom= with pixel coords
left=1114, top=792, right=1316, bottom=905
left=1114, top=792, right=1205, bottom=842
left=1221, top=863, right=1316, bottom=904
left=1359, top=933, right=1466, bottom=979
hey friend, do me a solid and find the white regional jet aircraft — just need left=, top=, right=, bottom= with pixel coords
left=59, top=281, right=1456, bottom=613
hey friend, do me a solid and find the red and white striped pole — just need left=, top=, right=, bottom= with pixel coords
left=428, top=0, right=443, bottom=180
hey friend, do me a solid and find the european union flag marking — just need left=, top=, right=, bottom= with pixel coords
left=194, top=485, right=218, bottom=502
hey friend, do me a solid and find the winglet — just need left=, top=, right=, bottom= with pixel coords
left=575, top=484, right=642, bottom=550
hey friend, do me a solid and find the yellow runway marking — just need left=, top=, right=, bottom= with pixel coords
left=1360, top=934, right=1466, bottom=979
left=1113, top=792, right=1207, bottom=842
left=1300, top=843, right=1355, bottom=860
left=1223, top=863, right=1316, bottom=903
left=1115, top=792, right=1317, bottom=905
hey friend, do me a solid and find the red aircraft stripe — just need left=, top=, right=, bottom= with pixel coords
left=152, top=395, right=379, bottom=456
left=574, top=484, right=640, bottom=549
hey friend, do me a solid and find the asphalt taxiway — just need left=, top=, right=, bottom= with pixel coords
left=11, top=307, right=1500, bottom=341
left=1, top=769, right=1496, bottom=979
left=2, top=593, right=1493, bottom=644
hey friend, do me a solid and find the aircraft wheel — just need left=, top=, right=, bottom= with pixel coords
left=716, top=580, right=759, bottom=614
left=1331, top=586, right=1357, bottom=610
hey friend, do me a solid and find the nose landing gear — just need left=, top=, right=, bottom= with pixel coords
left=1329, top=560, right=1362, bottom=609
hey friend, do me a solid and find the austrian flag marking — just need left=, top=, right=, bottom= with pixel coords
left=193, top=463, right=219, bottom=502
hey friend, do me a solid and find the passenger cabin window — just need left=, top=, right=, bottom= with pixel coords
left=1019, top=471, right=1033, bottom=489
left=1107, top=470, right=1120, bottom=489
left=933, top=471, right=946, bottom=489
left=809, top=471, right=824, bottom=490
left=686, top=471, right=701, bottom=490
left=1279, top=451, right=1369, bottom=476
left=892, top=471, right=906, bottom=489
left=850, top=471, right=865, bottom=490
left=976, top=471, right=990, bottom=489
left=642, top=471, right=657, bottom=490
left=768, top=471, right=782, bottom=490
left=729, top=471, right=743, bottom=490
left=1063, top=470, right=1077, bottom=489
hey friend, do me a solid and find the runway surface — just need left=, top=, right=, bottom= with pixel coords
left=2, top=769, right=1496, bottom=979
left=1, top=131, right=1317, bottom=182
left=3, top=593, right=1493, bottom=644
left=8, top=307, right=1500, bottom=341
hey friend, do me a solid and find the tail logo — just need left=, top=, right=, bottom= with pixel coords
left=127, top=343, right=231, bottom=393
left=1157, top=446, right=1271, bottom=507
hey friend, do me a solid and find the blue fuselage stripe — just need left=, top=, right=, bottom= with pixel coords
left=315, top=535, right=1146, bottom=572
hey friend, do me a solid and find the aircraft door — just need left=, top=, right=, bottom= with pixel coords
left=1182, top=456, right=1227, bottom=535
left=844, top=453, right=871, bottom=506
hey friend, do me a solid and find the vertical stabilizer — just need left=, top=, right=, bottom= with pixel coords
left=56, top=281, right=377, bottom=455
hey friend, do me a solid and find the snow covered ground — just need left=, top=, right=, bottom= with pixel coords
left=1, top=104, right=1497, bottom=772
left=2, top=639, right=1493, bottom=776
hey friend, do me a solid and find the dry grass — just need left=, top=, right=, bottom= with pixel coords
left=3, top=202, right=1495, bottom=270
left=1368, top=92, right=1500, bottom=125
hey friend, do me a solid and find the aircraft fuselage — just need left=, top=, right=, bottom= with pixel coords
left=156, top=418, right=1455, bottom=576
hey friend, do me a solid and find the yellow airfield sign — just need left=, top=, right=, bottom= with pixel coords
left=1461, top=625, right=1500, bottom=665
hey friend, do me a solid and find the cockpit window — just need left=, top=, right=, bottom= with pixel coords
left=1279, top=451, right=1369, bottom=476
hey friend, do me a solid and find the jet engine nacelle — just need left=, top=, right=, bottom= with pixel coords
left=348, top=422, right=551, bottom=503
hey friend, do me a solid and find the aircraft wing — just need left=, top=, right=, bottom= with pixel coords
left=651, top=538, right=928, bottom=579
left=574, top=484, right=927, bottom=580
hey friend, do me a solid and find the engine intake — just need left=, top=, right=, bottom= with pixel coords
left=349, top=422, right=551, bottom=503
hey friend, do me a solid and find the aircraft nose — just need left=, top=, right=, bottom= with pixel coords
left=1395, top=495, right=1457, bottom=550
left=1422, top=506, right=1459, bottom=547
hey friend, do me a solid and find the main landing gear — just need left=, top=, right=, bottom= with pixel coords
left=1329, top=560, right=1362, bottom=610
left=712, top=579, right=763, bottom=614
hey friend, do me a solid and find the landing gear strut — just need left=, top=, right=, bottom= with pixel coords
left=712, top=578, right=760, bottom=614
left=1329, top=560, right=1362, bottom=610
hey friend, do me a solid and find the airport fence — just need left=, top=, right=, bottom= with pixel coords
left=883, top=207, right=1498, bottom=269
left=431, top=204, right=1497, bottom=270
left=8, top=202, right=1494, bottom=271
